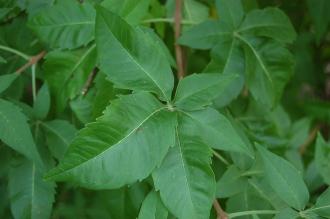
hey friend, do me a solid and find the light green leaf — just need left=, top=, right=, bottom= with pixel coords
left=0, top=99, right=42, bottom=166
left=238, top=36, right=294, bottom=108
left=179, top=108, right=253, bottom=156
left=28, top=0, right=95, bottom=49
left=216, top=165, right=248, bottom=198
left=216, top=0, right=244, bottom=28
left=238, top=8, right=296, bottom=43
left=257, top=144, right=309, bottom=210
left=96, top=7, right=174, bottom=101
left=315, top=133, right=330, bottom=184
left=33, top=83, right=50, bottom=119
left=45, top=92, right=176, bottom=189
left=138, top=191, right=168, bottom=219
left=9, top=158, right=55, bottom=219
left=179, top=20, right=232, bottom=49
left=306, top=188, right=330, bottom=217
left=42, top=120, right=77, bottom=160
left=43, top=45, right=96, bottom=112
left=174, top=73, right=237, bottom=110
left=0, top=73, right=18, bottom=94
left=101, top=0, right=150, bottom=25
left=153, top=124, right=215, bottom=219
left=183, top=0, right=209, bottom=24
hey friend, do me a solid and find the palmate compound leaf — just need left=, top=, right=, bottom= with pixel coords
left=304, top=187, right=330, bottom=217
left=96, top=6, right=174, bottom=101
left=45, top=92, right=177, bottom=189
left=179, top=1, right=296, bottom=108
left=152, top=116, right=216, bottom=219
left=0, top=99, right=43, bottom=167
left=28, top=0, right=95, bottom=49
left=257, top=144, right=309, bottom=210
left=9, top=158, right=55, bottom=219
left=138, top=190, right=168, bottom=219
left=173, top=73, right=238, bottom=110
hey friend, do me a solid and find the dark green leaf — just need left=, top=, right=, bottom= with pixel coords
left=216, top=0, right=244, bottom=28
left=33, top=83, right=50, bottom=119
left=0, top=73, right=18, bottom=94
left=138, top=191, right=168, bottom=219
left=315, top=133, right=330, bottom=184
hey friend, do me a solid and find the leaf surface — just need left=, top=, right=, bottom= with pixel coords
left=174, top=73, right=237, bottom=110
left=96, top=6, right=174, bottom=101
left=9, top=158, right=55, bottom=219
left=28, top=0, right=95, bottom=49
left=45, top=92, right=176, bottom=189
left=138, top=191, right=168, bottom=219
left=153, top=122, right=215, bottom=219
left=257, top=145, right=309, bottom=210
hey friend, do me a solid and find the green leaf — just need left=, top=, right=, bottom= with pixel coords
left=43, top=45, right=96, bottom=112
left=42, top=120, right=77, bottom=160
left=306, top=188, right=330, bottom=217
left=179, top=108, right=253, bottom=156
left=273, top=208, right=299, bottom=219
left=28, top=0, right=95, bottom=49
left=138, top=191, right=168, bottom=219
left=315, top=133, right=330, bottom=184
left=174, top=73, right=237, bottom=110
left=239, top=36, right=294, bottom=108
left=238, top=8, right=296, bottom=43
left=152, top=124, right=215, bottom=219
left=33, top=83, right=50, bottom=120
left=205, top=38, right=245, bottom=107
left=0, top=73, right=18, bottom=94
left=216, top=165, right=248, bottom=198
left=0, top=99, right=42, bottom=166
left=179, top=20, right=232, bottom=49
left=257, top=144, right=309, bottom=210
left=306, top=0, right=330, bottom=43
left=70, top=98, right=92, bottom=124
left=0, top=55, right=6, bottom=63
left=45, top=92, right=176, bottom=189
left=216, top=0, right=244, bottom=28
left=9, top=158, right=55, bottom=219
left=95, top=6, right=174, bottom=101
left=101, top=0, right=150, bottom=25
left=182, top=0, right=209, bottom=24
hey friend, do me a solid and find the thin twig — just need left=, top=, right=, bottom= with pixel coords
left=299, top=124, right=321, bottom=155
left=142, top=18, right=197, bottom=25
left=81, top=68, right=98, bottom=96
left=174, top=0, right=185, bottom=79
left=15, top=50, right=46, bottom=74
left=213, top=199, right=228, bottom=219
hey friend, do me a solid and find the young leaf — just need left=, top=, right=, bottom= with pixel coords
left=0, top=73, right=18, bottom=94
left=43, top=45, right=96, bottom=112
left=95, top=6, right=174, bottom=101
left=9, top=158, right=55, bottom=219
left=216, top=0, right=244, bottom=28
left=257, top=144, right=309, bottom=210
left=45, top=92, right=176, bottom=189
left=315, top=133, right=330, bottom=184
left=152, top=126, right=215, bottom=219
left=42, top=120, right=77, bottom=160
left=101, top=0, right=150, bottom=25
left=28, top=0, right=95, bottom=49
left=174, top=73, right=237, bottom=110
left=33, top=83, right=50, bottom=120
left=0, top=99, right=42, bottom=166
left=138, top=191, right=168, bottom=219
left=179, top=108, right=253, bottom=156
left=238, top=8, right=296, bottom=43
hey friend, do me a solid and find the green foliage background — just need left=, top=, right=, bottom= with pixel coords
left=0, top=0, right=330, bottom=219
